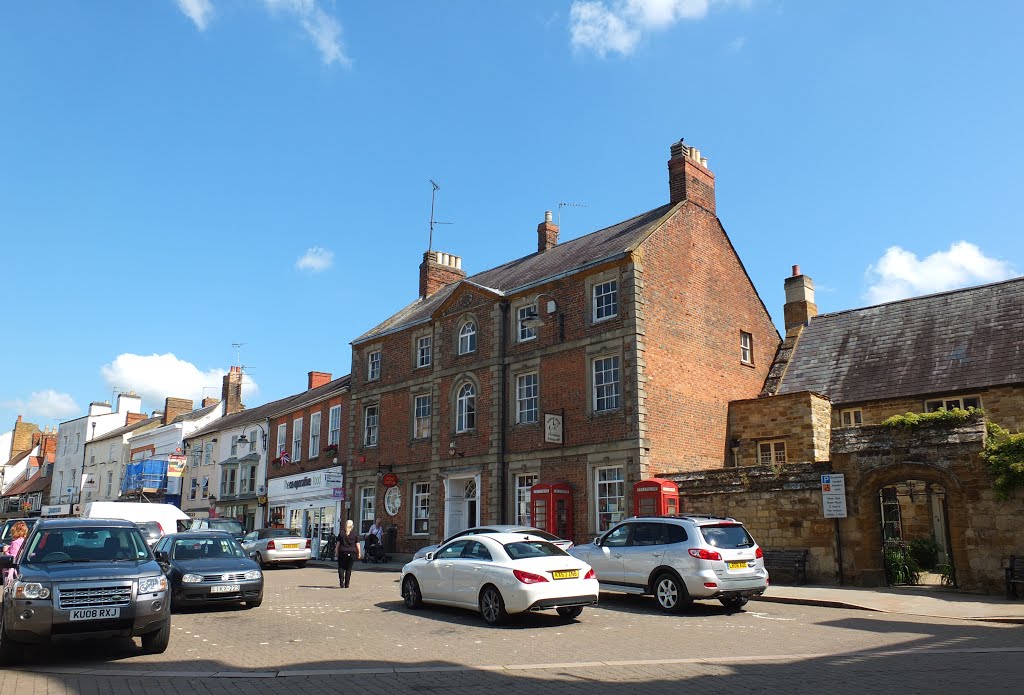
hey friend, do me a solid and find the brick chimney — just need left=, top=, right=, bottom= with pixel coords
left=308, top=371, right=333, bottom=390
left=11, top=415, right=40, bottom=458
left=163, top=397, right=194, bottom=425
left=419, top=250, right=466, bottom=298
left=784, top=265, right=818, bottom=330
left=125, top=412, right=149, bottom=426
left=222, top=366, right=243, bottom=415
left=537, top=211, right=559, bottom=252
left=202, top=397, right=220, bottom=408
left=668, top=139, right=715, bottom=213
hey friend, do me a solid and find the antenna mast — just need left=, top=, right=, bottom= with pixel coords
left=557, top=201, right=587, bottom=228
left=428, top=179, right=453, bottom=251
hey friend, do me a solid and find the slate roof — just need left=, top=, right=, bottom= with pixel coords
left=187, top=375, right=351, bottom=440
left=354, top=203, right=678, bottom=343
left=3, top=469, right=51, bottom=497
left=169, top=402, right=221, bottom=425
left=776, top=277, right=1024, bottom=405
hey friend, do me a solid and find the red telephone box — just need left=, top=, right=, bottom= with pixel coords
left=633, top=478, right=680, bottom=516
left=529, top=482, right=574, bottom=539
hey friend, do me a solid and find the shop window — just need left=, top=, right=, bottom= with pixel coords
left=360, top=486, right=376, bottom=534
left=515, top=473, right=538, bottom=526
left=412, top=482, right=430, bottom=534
left=595, top=465, right=625, bottom=532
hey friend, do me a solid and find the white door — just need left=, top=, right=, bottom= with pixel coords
left=445, top=477, right=468, bottom=537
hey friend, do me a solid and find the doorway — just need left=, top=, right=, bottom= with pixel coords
left=878, top=480, right=953, bottom=587
left=444, top=476, right=479, bottom=537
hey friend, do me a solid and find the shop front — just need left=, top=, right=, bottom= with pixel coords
left=268, top=466, right=343, bottom=561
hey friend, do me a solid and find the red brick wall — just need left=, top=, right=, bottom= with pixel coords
left=640, top=205, right=780, bottom=472
left=268, top=391, right=350, bottom=482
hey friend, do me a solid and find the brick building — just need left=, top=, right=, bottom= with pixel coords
left=347, top=140, right=780, bottom=554
left=265, top=372, right=350, bottom=549
left=686, top=272, right=1024, bottom=593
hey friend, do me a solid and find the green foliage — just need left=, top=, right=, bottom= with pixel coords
left=981, top=422, right=1024, bottom=500
left=883, top=545, right=921, bottom=585
left=881, top=407, right=982, bottom=429
left=937, top=563, right=956, bottom=587
left=908, top=536, right=941, bottom=570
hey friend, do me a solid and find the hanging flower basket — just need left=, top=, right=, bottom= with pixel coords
left=323, top=444, right=339, bottom=456
left=271, top=457, right=283, bottom=467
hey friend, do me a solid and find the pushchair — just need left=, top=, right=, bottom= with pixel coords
left=363, top=533, right=388, bottom=564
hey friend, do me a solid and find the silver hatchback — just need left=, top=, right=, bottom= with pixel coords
left=569, top=515, right=768, bottom=612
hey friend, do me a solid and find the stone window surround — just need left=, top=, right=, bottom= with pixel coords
left=511, top=297, right=538, bottom=344
left=456, top=314, right=479, bottom=356
left=450, top=373, right=481, bottom=436
left=508, top=464, right=539, bottom=527
left=587, top=339, right=624, bottom=415
left=411, top=481, right=431, bottom=535
left=413, top=331, right=433, bottom=369
left=362, top=401, right=380, bottom=448
left=588, top=459, right=627, bottom=533
left=510, top=356, right=542, bottom=427
left=410, top=387, right=432, bottom=441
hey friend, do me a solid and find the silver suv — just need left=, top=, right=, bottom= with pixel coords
left=569, top=515, right=768, bottom=612
left=0, top=518, right=171, bottom=664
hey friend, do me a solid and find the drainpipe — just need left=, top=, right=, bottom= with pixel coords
left=499, top=300, right=510, bottom=524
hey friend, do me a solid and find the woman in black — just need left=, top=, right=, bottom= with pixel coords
left=336, top=519, right=361, bottom=588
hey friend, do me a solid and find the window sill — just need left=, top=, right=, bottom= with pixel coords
left=740, top=360, right=755, bottom=369
left=591, top=314, right=618, bottom=325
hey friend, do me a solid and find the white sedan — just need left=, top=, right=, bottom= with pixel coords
left=400, top=533, right=598, bottom=625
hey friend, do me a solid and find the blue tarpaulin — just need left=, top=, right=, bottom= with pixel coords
left=121, top=459, right=167, bottom=494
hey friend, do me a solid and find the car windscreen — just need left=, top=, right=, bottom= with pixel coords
left=502, top=540, right=568, bottom=560
left=207, top=519, right=244, bottom=534
left=136, top=521, right=162, bottom=537
left=699, top=524, right=755, bottom=549
left=517, top=529, right=560, bottom=542
left=24, top=527, right=151, bottom=563
left=261, top=528, right=301, bottom=538
left=172, top=536, right=245, bottom=560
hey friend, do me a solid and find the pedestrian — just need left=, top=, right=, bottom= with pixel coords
left=326, top=530, right=338, bottom=561
left=335, top=519, right=361, bottom=588
left=3, top=521, right=28, bottom=586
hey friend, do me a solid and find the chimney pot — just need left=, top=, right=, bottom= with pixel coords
left=784, top=268, right=818, bottom=330
left=537, top=212, right=559, bottom=253
left=792, top=264, right=800, bottom=277
left=419, top=250, right=466, bottom=298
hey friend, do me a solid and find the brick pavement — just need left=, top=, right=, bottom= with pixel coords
left=3, top=566, right=1022, bottom=693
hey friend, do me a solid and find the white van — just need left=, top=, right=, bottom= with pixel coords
left=81, top=502, right=190, bottom=545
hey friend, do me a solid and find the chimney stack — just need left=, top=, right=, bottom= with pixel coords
left=668, top=139, right=715, bottom=212
left=419, top=250, right=466, bottom=298
left=202, top=397, right=221, bottom=408
left=163, top=397, right=194, bottom=425
left=537, top=211, right=559, bottom=252
left=125, top=412, right=149, bottom=426
left=784, top=265, right=818, bottom=330
left=222, top=366, right=243, bottom=415
left=308, top=371, right=333, bottom=390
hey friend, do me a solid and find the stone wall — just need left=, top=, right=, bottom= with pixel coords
left=728, top=391, right=832, bottom=466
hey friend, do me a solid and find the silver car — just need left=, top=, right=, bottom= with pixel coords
left=413, top=525, right=573, bottom=560
left=569, top=515, right=768, bottom=612
left=241, top=528, right=312, bottom=569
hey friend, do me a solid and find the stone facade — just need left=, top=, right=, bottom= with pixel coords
left=728, top=391, right=831, bottom=467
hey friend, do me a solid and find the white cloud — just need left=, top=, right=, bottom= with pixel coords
left=571, top=0, right=748, bottom=57
left=0, top=390, right=81, bottom=421
left=295, top=247, right=334, bottom=273
left=864, top=242, right=1017, bottom=304
left=263, top=0, right=351, bottom=67
left=176, top=0, right=214, bottom=31
left=100, top=353, right=259, bottom=410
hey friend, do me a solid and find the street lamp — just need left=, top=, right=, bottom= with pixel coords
left=520, top=293, right=563, bottom=341
left=237, top=423, right=270, bottom=527
left=236, top=424, right=268, bottom=451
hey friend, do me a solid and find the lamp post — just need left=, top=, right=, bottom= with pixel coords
left=521, top=293, right=564, bottom=342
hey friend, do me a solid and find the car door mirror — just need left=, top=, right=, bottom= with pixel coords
left=0, top=555, right=13, bottom=569
left=593, top=537, right=602, bottom=547
left=424, top=551, right=435, bottom=562
left=154, top=550, right=169, bottom=563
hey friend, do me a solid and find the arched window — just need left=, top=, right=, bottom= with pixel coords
left=458, top=321, right=477, bottom=355
left=456, top=383, right=476, bottom=433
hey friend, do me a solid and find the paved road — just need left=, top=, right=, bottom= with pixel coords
left=4, top=566, right=1022, bottom=693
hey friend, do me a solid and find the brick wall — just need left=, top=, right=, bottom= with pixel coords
left=268, top=391, right=350, bottom=482
left=638, top=205, right=780, bottom=473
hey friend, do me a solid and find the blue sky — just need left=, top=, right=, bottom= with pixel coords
left=2, top=1, right=1022, bottom=437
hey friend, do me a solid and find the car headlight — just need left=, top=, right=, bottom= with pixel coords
left=181, top=573, right=202, bottom=584
left=139, top=575, right=168, bottom=593
left=243, top=570, right=262, bottom=580
left=14, top=582, right=51, bottom=600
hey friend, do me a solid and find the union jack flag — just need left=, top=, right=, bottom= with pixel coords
left=280, top=451, right=291, bottom=466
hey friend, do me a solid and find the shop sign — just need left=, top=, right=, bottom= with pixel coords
left=384, top=486, right=402, bottom=515
left=42, top=504, right=70, bottom=517
left=381, top=472, right=399, bottom=488
left=286, top=477, right=313, bottom=490
left=332, top=487, right=344, bottom=500
left=325, top=471, right=343, bottom=484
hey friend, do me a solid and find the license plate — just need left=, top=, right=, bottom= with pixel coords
left=282, top=543, right=300, bottom=549
left=70, top=607, right=120, bottom=621
left=551, top=569, right=580, bottom=580
left=210, top=584, right=240, bottom=593
left=728, top=561, right=749, bottom=570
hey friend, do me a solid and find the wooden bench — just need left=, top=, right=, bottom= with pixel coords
left=1006, top=555, right=1024, bottom=599
left=763, top=549, right=809, bottom=586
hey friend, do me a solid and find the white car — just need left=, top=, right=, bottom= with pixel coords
left=241, top=528, right=312, bottom=569
left=400, top=533, right=598, bottom=625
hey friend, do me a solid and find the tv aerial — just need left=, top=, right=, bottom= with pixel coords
left=557, top=201, right=587, bottom=227
left=428, top=179, right=453, bottom=251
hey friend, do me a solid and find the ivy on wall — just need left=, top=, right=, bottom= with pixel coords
left=880, top=407, right=981, bottom=428
left=981, top=422, right=1024, bottom=501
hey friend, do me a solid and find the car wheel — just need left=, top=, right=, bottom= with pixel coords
left=140, top=620, right=171, bottom=654
left=0, top=611, right=24, bottom=666
left=402, top=576, right=423, bottom=609
left=556, top=606, right=584, bottom=621
left=720, top=596, right=749, bottom=611
left=479, top=585, right=508, bottom=626
left=246, top=594, right=264, bottom=609
left=654, top=572, right=691, bottom=613
left=295, top=562, right=307, bottom=569
left=254, top=552, right=266, bottom=569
